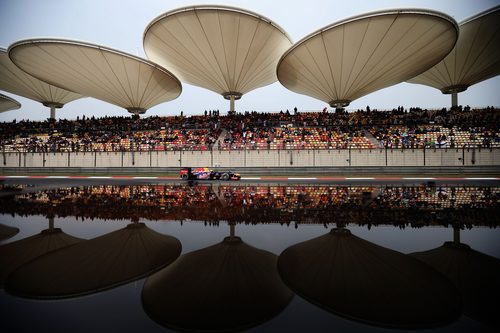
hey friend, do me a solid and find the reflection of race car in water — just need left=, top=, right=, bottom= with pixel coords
left=180, top=167, right=241, bottom=181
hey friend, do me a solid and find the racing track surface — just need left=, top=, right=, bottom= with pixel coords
left=0, top=175, right=499, bottom=187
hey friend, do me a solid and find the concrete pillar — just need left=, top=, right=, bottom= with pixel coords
left=50, top=105, right=56, bottom=120
left=229, top=95, right=235, bottom=112
left=451, top=92, right=458, bottom=108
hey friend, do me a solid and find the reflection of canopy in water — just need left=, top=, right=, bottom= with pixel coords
left=142, top=233, right=293, bottom=332
left=0, top=219, right=82, bottom=288
left=278, top=228, right=461, bottom=328
left=144, top=5, right=293, bottom=111
left=277, top=9, right=458, bottom=108
left=0, top=93, right=21, bottom=113
left=6, top=223, right=181, bottom=299
left=0, top=223, right=19, bottom=241
left=0, top=47, right=82, bottom=118
left=8, top=39, right=182, bottom=116
left=411, top=230, right=500, bottom=330
left=407, top=6, right=500, bottom=107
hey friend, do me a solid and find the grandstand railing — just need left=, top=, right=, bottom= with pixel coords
left=2, top=146, right=499, bottom=169
left=2, top=142, right=499, bottom=153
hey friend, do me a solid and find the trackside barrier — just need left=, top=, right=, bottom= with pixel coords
left=1, top=148, right=499, bottom=169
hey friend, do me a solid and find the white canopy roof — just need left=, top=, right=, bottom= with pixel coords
left=8, top=39, right=182, bottom=114
left=277, top=9, right=459, bottom=107
left=0, top=93, right=21, bottom=113
left=143, top=5, right=293, bottom=101
left=0, top=47, right=81, bottom=108
left=408, top=5, right=500, bottom=94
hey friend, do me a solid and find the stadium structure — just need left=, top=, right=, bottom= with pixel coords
left=0, top=47, right=82, bottom=119
left=408, top=5, right=500, bottom=107
left=0, top=5, right=498, bottom=174
left=143, top=5, right=293, bottom=113
left=0, top=93, right=21, bottom=113
left=277, top=9, right=459, bottom=109
left=1, top=5, right=499, bottom=333
left=8, top=39, right=182, bottom=116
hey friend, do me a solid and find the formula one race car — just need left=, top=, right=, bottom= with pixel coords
left=179, top=167, right=241, bottom=181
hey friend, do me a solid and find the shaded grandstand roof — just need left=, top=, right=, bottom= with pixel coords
left=5, top=223, right=181, bottom=299
left=411, top=235, right=500, bottom=329
left=142, top=234, right=293, bottom=332
left=0, top=222, right=82, bottom=288
left=0, top=223, right=19, bottom=241
left=407, top=5, right=500, bottom=94
left=0, top=93, right=21, bottom=113
left=278, top=228, right=462, bottom=328
left=277, top=9, right=459, bottom=107
left=8, top=39, right=182, bottom=114
left=0, top=47, right=82, bottom=108
left=143, top=5, right=293, bottom=101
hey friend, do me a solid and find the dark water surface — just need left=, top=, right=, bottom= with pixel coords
left=0, top=184, right=499, bottom=333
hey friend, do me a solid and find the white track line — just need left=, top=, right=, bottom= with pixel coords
left=403, top=177, right=436, bottom=180
left=345, top=177, right=375, bottom=180
left=88, top=176, right=112, bottom=179
left=241, top=177, right=261, bottom=180
left=464, top=177, right=498, bottom=180
left=46, top=176, right=69, bottom=179
left=5, top=175, right=29, bottom=178
left=288, top=177, right=317, bottom=180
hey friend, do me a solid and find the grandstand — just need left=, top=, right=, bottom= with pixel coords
left=1, top=107, right=498, bottom=153
left=0, top=5, right=498, bottom=172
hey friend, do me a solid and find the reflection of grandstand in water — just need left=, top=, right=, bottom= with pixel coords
left=5, top=221, right=181, bottom=299
left=411, top=227, right=500, bottom=330
left=278, top=226, right=462, bottom=328
left=8, top=39, right=182, bottom=117
left=0, top=185, right=498, bottom=227
left=0, top=47, right=82, bottom=119
left=142, top=223, right=293, bottom=332
left=0, top=217, right=82, bottom=288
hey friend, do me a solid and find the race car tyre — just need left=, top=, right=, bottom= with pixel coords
left=221, top=173, right=229, bottom=181
left=181, top=174, right=188, bottom=180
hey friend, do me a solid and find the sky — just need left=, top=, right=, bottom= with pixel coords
left=0, top=0, right=499, bottom=121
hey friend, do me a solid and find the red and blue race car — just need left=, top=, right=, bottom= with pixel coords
left=179, top=167, right=241, bottom=181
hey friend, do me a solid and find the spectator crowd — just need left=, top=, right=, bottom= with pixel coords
left=1, top=105, right=498, bottom=152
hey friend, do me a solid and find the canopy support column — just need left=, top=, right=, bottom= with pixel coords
left=42, top=102, right=64, bottom=120
left=223, top=93, right=241, bottom=114
left=50, top=105, right=56, bottom=120
left=229, top=95, right=235, bottom=113
left=451, top=92, right=458, bottom=108
left=127, top=107, right=146, bottom=119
